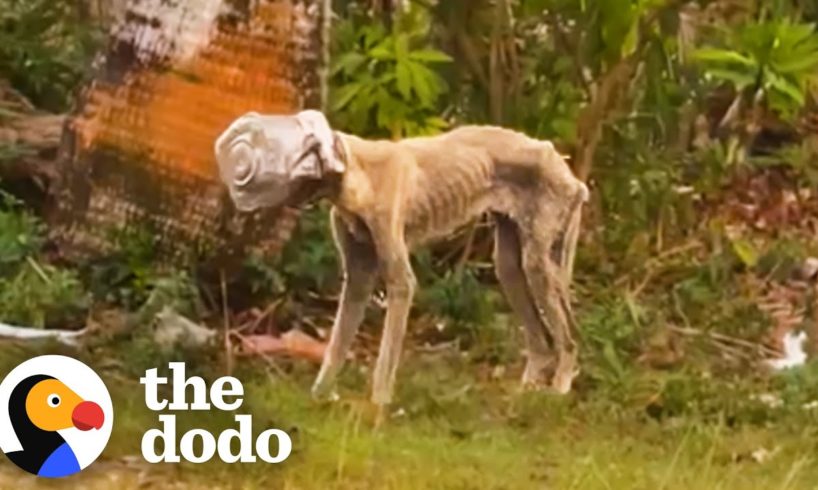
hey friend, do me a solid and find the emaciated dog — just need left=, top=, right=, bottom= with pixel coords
left=215, top=110, right=587, bottom=410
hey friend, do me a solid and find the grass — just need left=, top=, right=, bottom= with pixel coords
left=0, top=337, right=816, bottom=489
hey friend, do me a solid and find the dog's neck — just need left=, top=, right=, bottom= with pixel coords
left=289, top=131, right=348, bottom=207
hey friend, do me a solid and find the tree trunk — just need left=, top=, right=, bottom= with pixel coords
left=574, top=58, right=638, bottom=182
left=0, top=81, right=65, bottom=207
left=48, top=0, right=325, bottom=265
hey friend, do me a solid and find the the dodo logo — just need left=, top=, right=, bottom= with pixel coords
left=0, top=355, right=113, bottom=478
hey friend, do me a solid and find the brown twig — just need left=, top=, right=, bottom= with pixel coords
left=245, top=298, right=284, bottom=334
left=668, top=325, right=781, bottom=358
left=232, top=330, right=294, bottom=383
left=614, top=240, right=704, bottom=288
left=455, top=223, right=478, bottom=273
left=220, top=269, right=233, bottom=376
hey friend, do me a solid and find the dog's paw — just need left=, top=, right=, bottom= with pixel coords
left=311, top=383, right=340, bottom=403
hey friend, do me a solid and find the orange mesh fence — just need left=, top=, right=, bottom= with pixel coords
left=51, top=0, right=325, bottom=265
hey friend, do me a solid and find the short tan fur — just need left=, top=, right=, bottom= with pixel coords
left=311, top=125, right=588, bottom=407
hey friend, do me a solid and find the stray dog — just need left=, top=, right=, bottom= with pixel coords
left=215, top=110, right=587, bottom=407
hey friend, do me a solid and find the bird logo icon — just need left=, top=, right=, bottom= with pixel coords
left=0, top=356, right=113, bottom=478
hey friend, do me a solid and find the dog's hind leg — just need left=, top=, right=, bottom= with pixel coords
left=516, top=198, right=581, bottom=394
left=493, top=213, right=556, bottom=387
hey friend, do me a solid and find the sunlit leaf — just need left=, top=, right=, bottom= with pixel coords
left=407, top=60, right=433, bottom=105
left=369, top=43, right=394, bottom=61
left=705, top=68, right=756, bottom=89
left=730, top=238, right=759, bottom=268
left=331, top=52, right=366, bottom=77
left=773, top=52, right=818, bottom=75
left=330, top=83, right=363, bottom=111
left=396, top=61, right=412, bottom=100
left=424, top=116, right=449, bottom=130
left=767, top=72, right=805, bottom=106
left=603, top=341, right=625, bottom=378
left=395, top=33, right=409, bottom=62
left=692, top=48, right=756, bottom=67
left=409, top=49, right=453, bottom=63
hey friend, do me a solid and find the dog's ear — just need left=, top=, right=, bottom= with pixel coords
left=294, top=110, right=346, bottom=176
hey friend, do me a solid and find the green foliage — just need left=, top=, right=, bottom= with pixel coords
left=0, top=259, right=88, bottom=328
left=86, top=226, right=171, bottom=309
left=242, top=251, right=286, bottom=298
left=775, top=362, right=818, bottom=414
left=751, top=141, right=818, bottom=187
left=414, top=260, right=499, bottom=330
left=0, top=0, right=100, bottom=111
left=591, top=134, right=706, bottom=274
left=330, top=8, right=451, bottom=137
left=511, top=18, right=585, bottom=141
left=81, top=225, right=205, bottom=325
left=579, top=292, right=642, bottom=392
left=545, top=0, right=655, bottom=66
left=0, top=141, right=34, bottom=165
left=0, top=192, right=44, bottom=267
left=0, top=192, right=88, bottom=328
left=132, top=271, right=204, bottom=324
left=694, top=17, right=818, bottom=116
left=277, top=205, right=339, bottom=295
left=6, top=0, right=818, bottom=447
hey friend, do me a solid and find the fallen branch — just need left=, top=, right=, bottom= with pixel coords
left=234, top=329, right=326, bottom=364
left=614, top=240, right=704, bottom=288
left=0, top=113, right=65, bottom=151
left=0, top=80, right=65, bottom=198
left=0, top=323, right=86, bottom=345
left=668, top=325, right=781, bottom=358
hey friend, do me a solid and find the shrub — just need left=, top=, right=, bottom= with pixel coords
left=0, top=0, right=101, bottom=111
left=0, top=259, right=88, bottom=328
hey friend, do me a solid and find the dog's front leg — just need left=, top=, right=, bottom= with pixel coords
left=370, top=233, right=415, bottom=408
left=312, top=208, right=378, bottom=401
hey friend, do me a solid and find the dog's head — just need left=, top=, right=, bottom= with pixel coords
left=214, top=110, right=345, bottom=211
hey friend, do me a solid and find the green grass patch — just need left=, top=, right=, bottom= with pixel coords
left=0, top=339, right=816, bottom=489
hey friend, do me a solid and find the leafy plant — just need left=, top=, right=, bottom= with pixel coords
left=693, top=18, right=818, bottom=116
left=0, top=142, right=35, bottom=165
left=0, top=0, right=101, bottom=111
left=330, top=8, right=452, bottom=137
left=0, top=192, right=88, bottom=328
left=85, top=225, right=169, bottom=309
left=511, top=24, right=585, bottom=141
left=277, top=205, right=339, bottom=295
left=579, top=292, right=641, bottom=390
left=132, top=271, right=204, bottom=325
left=751, top=141, right=818, bottom=187
left=242, top=251, right=286, bottom=298
left=0, top=192, right=44, bottom=270
left=0, top=259, right=88, bottom=328
left=415, top=264, right=499, bottom=330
